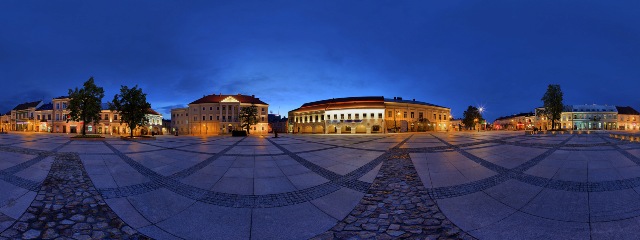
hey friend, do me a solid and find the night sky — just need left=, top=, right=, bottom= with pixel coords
left=1, top=1, right=639, bottom=122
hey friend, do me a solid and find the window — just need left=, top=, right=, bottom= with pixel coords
left=370, top=113, right=374, bottom=118
left=48, top=115, right=51, bottom=120
left=362, top=113, right=366, bottom=118
left=62, top=103, right=67, bottom=109
left=202, top=116, right=205, bottom=120
left=403, top=112, right=407, bottom=118
left=340, top=114, right=344, bottom=120
left=411, top=112, right=414, bottom=118
left=210, top=116, right=213, bottom=120
left=439, top=115, right=442, bottom=120
left=419, top=112, right=424, bottom=119
left=222, top=116, right=226, bottom=121
left=194, top=116, right=197, bottom=121
left=217, top=107, right=220, bottom=110
left=348, top=114, right=352, bottom=120
left=56, top=103, right=60, bottom=109
left=56, top=114, right=60, bottom=120
left=315, top=115, right=318, bottom=122
left=334, top=114, right=337, bottom=120
left=217, top=116, right=220, bottom=120
left=378, top=113, right=382, bottom=119
left=262, top=117, right=265, bottom=121
left=210, top=107, right=213, bottom=110
left=203, top=107, right=205, bottom=110
left=388, top=111, right=392, bottom=117
left=321, top=115, right=324, bottom=121
left=355, top=114, right=359, bottom=119
left=37, top=115, right=40, bottom=120
left=105, top=114, right=109, bottom=120
left=433, top=114, right=436, bottom=120
left=223, top=106, right=226, bottom=111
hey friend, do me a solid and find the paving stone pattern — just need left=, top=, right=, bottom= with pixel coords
left=315, top=139, right=473, bottom=239
left=0, top=150, right=148, bottom=239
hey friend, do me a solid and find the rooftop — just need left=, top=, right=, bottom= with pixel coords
left=12, top=100, right=42, bottom=111
left=190, top=94, right=268, bottom=105
left=616, top=106, right=640, bottom=115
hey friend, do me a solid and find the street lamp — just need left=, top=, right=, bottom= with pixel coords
left=478, top=107, right=485, bottom=131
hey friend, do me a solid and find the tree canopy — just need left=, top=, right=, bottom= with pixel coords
left=68, top=77, right=105, bottom=135
left=541, top=84, right=564, bottom=130
left=109, top=85, right=151, bottom=137
left=462, top=106, right=483, bottom=130
left=239, top=104, right=259, bottom=134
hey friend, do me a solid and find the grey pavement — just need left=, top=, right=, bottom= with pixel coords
left=0, top=131, right=640, bottom=239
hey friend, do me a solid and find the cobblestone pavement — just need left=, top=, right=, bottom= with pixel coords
left=0, top=140, right=148, bottom=239
left=2, top=131, right=640, bottom=239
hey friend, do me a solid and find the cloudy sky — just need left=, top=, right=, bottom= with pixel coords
left=1, top=0, right=639, bottom=121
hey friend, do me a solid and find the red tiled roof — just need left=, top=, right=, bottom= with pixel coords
left=146, top=108, right=161, bottom=115
left=190, top=94, right=268, bottom=105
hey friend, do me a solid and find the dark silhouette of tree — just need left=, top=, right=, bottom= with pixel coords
left=109, top=85, right=151, bottom=138
left=462, top=106, right=483, bottom=130
left=239, top=103, right=258, bottom=134
left=68, top=77, right=105, bottom=136
left=541, top=84, right=564, bottom=130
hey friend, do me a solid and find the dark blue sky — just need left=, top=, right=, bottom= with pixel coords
left=1, top=1, right=639, bottom=121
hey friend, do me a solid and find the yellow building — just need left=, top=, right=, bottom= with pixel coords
left=171, top=94, right=269, bottom=135
left=289, top=96, right=451, bottom=134
left=493, top=112, right=535, bottom=130
left=616, top=106, right=640, bottom=131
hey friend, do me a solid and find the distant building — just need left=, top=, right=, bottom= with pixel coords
left=493, top=112, right=535, bottom=130
left=616, top=106, right=640, bottom=131
left=171, top=94, right=269, bottom=135
left=288, top=96, right=450, bottom=134
left=450, top=118, right=463, bottom=131
left=268, top=113, right=288, bottom=133
left=35, top=103, right=53, bottom=132
left=10, top=100, right=43, bottom=131
left=561, top=104, right=618, bottom=130
left=1, top=111, right=10, bottom=132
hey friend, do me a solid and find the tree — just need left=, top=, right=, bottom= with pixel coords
left=68, top=77, right=105, bottom=136
left=109, top=85, right=151, bottom=138
left=541, top=84, right=564, bottom=130
left=462, top=106, right=483, bottom=130
left=239, top=103, right=258, bottom=134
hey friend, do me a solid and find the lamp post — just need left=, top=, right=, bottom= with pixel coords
left=478, top=107, right=485, bottom=131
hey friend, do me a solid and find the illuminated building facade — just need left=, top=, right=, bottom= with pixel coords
left=493, top=112, right=535, bottom=130
left=171, top=94, right=269, bottom=135
left=289, top=96, right=451, bottom=134
left=10, top=100, right=43, bottom=131
left=616, top=106, right=639, bottom=131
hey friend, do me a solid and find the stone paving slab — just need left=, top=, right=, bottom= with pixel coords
left=3, top=132, right=640, bottom=239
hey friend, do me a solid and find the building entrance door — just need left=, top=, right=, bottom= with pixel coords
left=70, top=126, right=77, bottom=133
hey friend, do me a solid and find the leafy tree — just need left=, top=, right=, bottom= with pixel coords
left=462, top=106, right=483, bottom=130
left=68, top=77, right=105, bottom=136
left=109, top=85, right=151, bottom=137
left=541, top=84, right=564, bottom=130
left=239, top=103, right=258, bottom=134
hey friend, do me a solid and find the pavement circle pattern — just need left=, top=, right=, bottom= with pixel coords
left=0, top=132, right=639, bottom=239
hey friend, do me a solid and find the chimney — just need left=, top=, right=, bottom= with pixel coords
left=394, top=97, right=397, bottom=100
left=252, top=95, right=255, bottom=98
left=413, top=99, right=415, bottom=101
left=398, top=97, right=402, bottom=100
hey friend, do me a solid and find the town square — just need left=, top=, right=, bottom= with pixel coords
left=2, top=1, right=640, bottom=239
left=2, top=131, right=640, bottom=239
